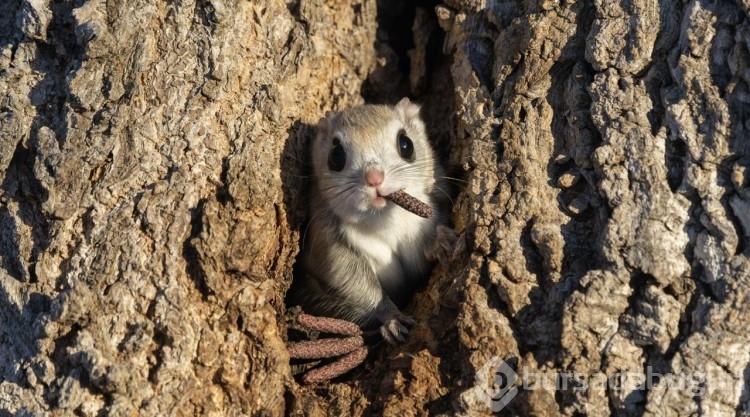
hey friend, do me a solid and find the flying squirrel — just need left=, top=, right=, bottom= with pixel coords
left=290, top=98, right=457, bottom=344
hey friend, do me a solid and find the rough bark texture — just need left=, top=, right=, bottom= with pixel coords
left=1, top=0, right=748, bottom=416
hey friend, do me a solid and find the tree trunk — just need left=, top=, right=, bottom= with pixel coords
left=1, top=0, right=748, bottom=416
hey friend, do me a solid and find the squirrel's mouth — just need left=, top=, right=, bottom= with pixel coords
left=371, top=193, right=387, bottom=208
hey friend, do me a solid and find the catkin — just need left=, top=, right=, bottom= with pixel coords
left=302, top=346, right=369, bottom=384
left=297, top=313, right=362, bottom=336
left=288, top=336, right=364, bottom=360
left=386, top=190, right=433, bottom=218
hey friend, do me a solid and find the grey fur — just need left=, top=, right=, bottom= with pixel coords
left=291, top=98, right=452, bottom=344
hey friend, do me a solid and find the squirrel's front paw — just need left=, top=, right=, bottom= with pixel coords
left=380, top=313, right=415, bottom=344
left=427, top=224, right=461, bottom=266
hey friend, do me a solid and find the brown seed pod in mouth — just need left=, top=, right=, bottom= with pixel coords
left=385, top=190, right=433, bottom=218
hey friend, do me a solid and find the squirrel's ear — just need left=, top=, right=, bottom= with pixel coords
left=395, top=97, right=421, bottom=120
left=317, top=111, right=336, bottom=134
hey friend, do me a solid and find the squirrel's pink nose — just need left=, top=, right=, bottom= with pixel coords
left=365, top=167, right=384, bottom=187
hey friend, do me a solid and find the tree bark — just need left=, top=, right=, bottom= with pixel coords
left=1, top=0, right=748, bottom=416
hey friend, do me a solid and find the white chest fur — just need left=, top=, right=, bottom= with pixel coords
left=343, top=206, right=435, bottom=292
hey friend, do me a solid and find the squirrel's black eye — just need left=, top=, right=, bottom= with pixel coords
left=328, top=138, right=346, bottom=171
left=397, top=130, right=414, bottom=161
